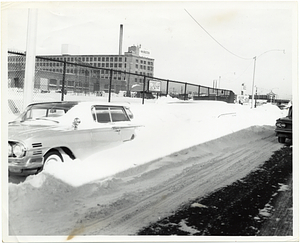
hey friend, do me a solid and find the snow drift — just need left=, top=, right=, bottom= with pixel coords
left=9, top=98, right=287, bottom=187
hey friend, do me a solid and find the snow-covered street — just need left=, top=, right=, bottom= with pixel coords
left=6, top=97, right=289, bottom=239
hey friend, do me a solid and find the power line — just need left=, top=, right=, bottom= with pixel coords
left=184, top=9, right=253, bottom=61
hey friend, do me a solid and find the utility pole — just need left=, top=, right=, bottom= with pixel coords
left=251, top=56, right=257, bottom=109
left=255, top=86, right=258, bottom=108
left=23, top=9, right=38, bottom=110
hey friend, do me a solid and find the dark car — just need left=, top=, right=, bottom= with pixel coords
left=275, top=106, right=292, bottom=143
left=41, top=90, right=50, bottom=93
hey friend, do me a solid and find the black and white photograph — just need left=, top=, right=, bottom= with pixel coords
left=1, top=1, right=298, bottom=242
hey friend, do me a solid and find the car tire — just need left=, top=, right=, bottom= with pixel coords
left=278, top=137, right=286, bottom=143
left=37, top=151, right=63, bottom=173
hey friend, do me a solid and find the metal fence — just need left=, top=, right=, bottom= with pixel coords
left=8, top=51, right=235, bottom=113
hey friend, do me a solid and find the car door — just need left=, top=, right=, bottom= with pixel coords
left=56, top=105, right=94, bottom=160
left=90, top=106, right=122, bottom=153
left=109, top=106, right=135, bottom=141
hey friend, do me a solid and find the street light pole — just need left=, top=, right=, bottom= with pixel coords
left=250, top=49, right=285, bottom=109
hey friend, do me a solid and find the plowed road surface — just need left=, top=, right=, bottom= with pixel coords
left=9, top=125, right=283, bottom=237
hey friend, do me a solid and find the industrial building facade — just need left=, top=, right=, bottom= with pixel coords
left=8, top=45, right=155, bottom=94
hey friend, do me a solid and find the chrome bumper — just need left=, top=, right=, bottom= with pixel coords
left=8, top=156, right=44, bottom=172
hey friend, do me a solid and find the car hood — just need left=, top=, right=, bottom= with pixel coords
left=276, top=116, right=292, bottom=123
left=8, top=122, right=70, bottom=141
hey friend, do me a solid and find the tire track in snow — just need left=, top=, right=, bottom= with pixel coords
left=74, top=126, right=282, bottom=235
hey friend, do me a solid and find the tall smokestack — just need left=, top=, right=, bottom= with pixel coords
left=119, top=24, right=123, bottom=55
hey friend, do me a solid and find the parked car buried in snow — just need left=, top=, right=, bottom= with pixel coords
left=275, top=106, right=292, bottom=143
left=8, top=101, right=137, bottom=174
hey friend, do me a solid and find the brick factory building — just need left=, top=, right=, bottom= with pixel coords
left=8, top=44, right=155, bottom=94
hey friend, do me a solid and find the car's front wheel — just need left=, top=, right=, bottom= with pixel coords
left=37, top=151, right=63, bottom=173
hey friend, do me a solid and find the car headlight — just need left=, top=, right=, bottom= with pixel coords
left=276, top=123, right=286, bottom=128
left=12, top=143, right=26, bottom=158
left=8, top=143, right=13, bottom=157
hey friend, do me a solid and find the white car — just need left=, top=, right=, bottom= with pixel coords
left=8, top=101, right=137, bottom=174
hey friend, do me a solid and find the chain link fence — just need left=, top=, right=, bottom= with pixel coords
left=8, top=51, right=235, bottom=115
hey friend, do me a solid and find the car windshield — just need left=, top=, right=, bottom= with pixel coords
left=14, top=102, right=78, bottom=123
left=288, top=106, right=292, bottom=118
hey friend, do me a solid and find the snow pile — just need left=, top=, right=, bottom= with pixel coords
left=10, top=100, right=285, bottom=187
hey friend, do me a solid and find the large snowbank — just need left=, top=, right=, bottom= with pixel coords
left=12, top=98, right=287, bottom=187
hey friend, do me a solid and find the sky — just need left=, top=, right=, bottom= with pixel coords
left=1, top=1, right=297, bottom=99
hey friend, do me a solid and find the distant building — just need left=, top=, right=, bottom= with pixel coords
left=8, top=45, right=155, bottom=94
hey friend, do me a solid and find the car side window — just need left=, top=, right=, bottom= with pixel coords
left=92, top=106, right=129, bottom=123
left=94, top=107, right=111, bottom=123
left=110, top=107, right=130, bottom=122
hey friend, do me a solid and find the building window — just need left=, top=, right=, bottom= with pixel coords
left=119, top=57, right=122, bottom=62
left=106, top=57, right=109, bottom=61
left=119, top=63, right=122, bottom=68
left=114, top=57, right=118, bottom=62
left=50, top=79, right=57, bottom=85
left=102, top=57, right=105, bottom=61
left=110, top=57, right=113, bottom=62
